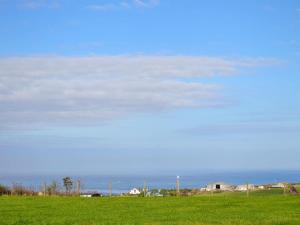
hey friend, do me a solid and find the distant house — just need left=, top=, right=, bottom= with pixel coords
left=80, top=193, right=102, bottom=197
left=206, top=182, right=234, bottom=191
left=154, top=193, right=163, bottom=197
left=236, top=184, right=255, bottom=191
left=129, top=188, right=141, bottom=195
left=272, top=183, right=285, bottom=188
left=80, top=194, right=92, bottom=198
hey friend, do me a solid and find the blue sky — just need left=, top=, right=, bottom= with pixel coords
left=0, top=0, right=300, bottom=175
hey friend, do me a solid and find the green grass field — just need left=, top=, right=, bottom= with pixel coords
left=1, top=191, right=300, bottom=225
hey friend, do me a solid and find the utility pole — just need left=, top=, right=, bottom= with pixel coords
left=77, top=179, right=81, bottom=195
left=43, top=182, right=47, bottom=196
left=143, top=181, right=147, bottom=197
left=246, top=182, right=249, bottom=198
left=109, top=181, right=112, bottom=197
left=176, top=176, right=180, bottom=196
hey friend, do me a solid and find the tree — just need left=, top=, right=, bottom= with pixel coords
left=48, top=181, right=59, bottom=195
left=0, top=184, right=10, bottom=195
left=63, top=177, right=73, bottom=195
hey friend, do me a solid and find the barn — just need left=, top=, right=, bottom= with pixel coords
left=205, top=182, right=234, bottom=191
left=236, top=184, right=255, bottom=191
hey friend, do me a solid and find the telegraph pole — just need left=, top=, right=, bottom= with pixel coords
left=246, top=182, right=249, bottom=197
left=143, top=181, right=147, bottom=197
left=176, top=176, right=180, bottom=196
left=109, top=181, right=112, bottom=197
left=43, top=182, right=47, bottom=196
left=77, top=179, right=81, bottom=195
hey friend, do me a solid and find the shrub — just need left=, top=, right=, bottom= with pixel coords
left=0, top=184, right=11, bottom=195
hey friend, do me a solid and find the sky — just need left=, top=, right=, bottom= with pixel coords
left=0, top=0, right=300, bottom=175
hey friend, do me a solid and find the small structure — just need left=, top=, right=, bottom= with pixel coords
left=153, top=193, right=163, bottom=197
left=206, top=182, right=234, bottom=191
left=272, top=183, right=285, bottom=188
left=129, top=188, right=141, bottom=195
left=80, top=194, right=92, bottom=198
left=80, top=193, right=102, bottom=197
left=236, top=184, right=255, bottom=191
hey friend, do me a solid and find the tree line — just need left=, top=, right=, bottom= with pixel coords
left=0, top=177, right=78, bottom=196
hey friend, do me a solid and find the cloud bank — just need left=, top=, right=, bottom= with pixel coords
left=179, top=123, right=300, bottom=136
left=0, top=55, right=274, bottom=127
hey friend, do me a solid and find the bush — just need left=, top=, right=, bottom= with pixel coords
left=0, top=184, right=11, bottom=195
left=11, top=183, right=36, bottom=196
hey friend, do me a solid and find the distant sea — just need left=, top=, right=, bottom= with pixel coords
left=1, top=170, right=300, bottom=194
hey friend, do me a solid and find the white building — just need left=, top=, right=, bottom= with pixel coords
left=129, top=188, right=141, bottom=195
left=272, top=183, right=285, bottom=188
left=236, top=184, right=255, bottom=191
left=206, top=182, right=234, bottom=191
left=80, top=194, right=92, bottom=197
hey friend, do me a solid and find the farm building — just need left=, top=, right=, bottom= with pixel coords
left=80, top=193, right=102, bottom=197
left=129, top=188, right=141, bottom=195
left=205, top=182, right=234, bottom=191
left=236, top=184, right=255, bottom=191
left=272, top=183, right=285, bottom=188
left=80, top=194, right=92, bottom=198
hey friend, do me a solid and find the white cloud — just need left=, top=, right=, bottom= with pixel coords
left=0, top=55, right=274, bottom=127
left=87, top=0, right=160, bottom=11
left=87, top=3, right=118, bottom=11
left=179, top=123, right=300, bottom=135
left=21, top=0, right=60, bottom=9
left=132, top=0, right=159, bottom=8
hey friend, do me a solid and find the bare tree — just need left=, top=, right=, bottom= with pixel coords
left=48, top=181, right=59, bottom=195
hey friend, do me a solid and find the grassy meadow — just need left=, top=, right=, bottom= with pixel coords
left=1, top=190, right=300, bottom=225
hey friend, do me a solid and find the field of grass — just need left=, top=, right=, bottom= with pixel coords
left=1, top=190, right=300, bottom=225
